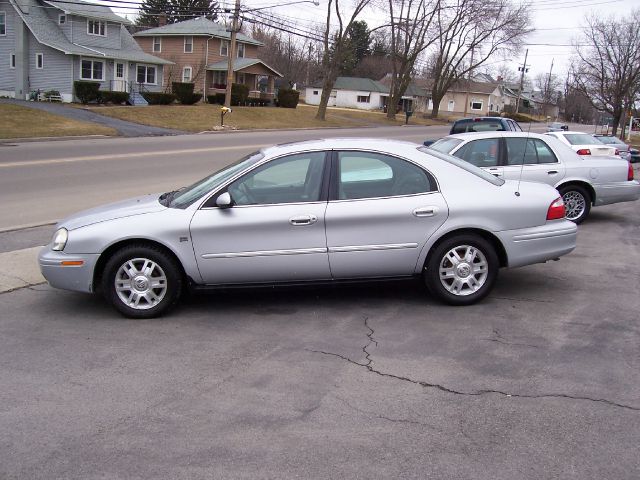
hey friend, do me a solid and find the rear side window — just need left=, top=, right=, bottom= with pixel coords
left=337, top=151, right=436, bottom=200
left=505, top=138, right=558, bottom=165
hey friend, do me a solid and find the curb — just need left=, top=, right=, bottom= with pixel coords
left=0, top=221, right=56, bottom=234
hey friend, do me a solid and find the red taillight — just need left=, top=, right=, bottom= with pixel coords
left=576, top=149, right=591, bottom=155
left=547, top=197, right=566, bottom=220
left=629, top=162, right=634, bottom=181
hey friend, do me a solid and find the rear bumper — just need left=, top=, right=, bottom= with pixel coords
left=496, top=220, right=577, bottom=268
left=594, top=180, right=640, bottom=206
left=39, top=248, right=99, bottom=293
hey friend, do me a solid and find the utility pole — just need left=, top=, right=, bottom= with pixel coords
left=515, top=49, right=529, bottom=114
left=224, top=0, right=241, bottom=108
left=544, top=58, right=554, bottom=118
left=463, top=45, right=475, bottom=117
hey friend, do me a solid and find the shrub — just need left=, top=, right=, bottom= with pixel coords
left=207, top=93, right=226, bottom=104
left=501, top=111, right=539, bottom=123
left=74, top=81, right=100, bottom=104
left=277, top=88, right=300, bottom=108
left=231, top=83, right=249, bottom=106
left=142, top=92, right=176, bottom=105
left=172, top=82, right=202, bottom=104
left=180, top=93, right=202, bottom=105
left=100, top=91, right=129, bottom=105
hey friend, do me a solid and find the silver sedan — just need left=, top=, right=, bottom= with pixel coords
left=39, top=138, right=577, bottom=318
left=429, top=132, right=640, bottom=223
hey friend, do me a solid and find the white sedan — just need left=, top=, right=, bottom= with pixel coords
left=428, top=132, right=640, bottom=223
left=546, top=131, right=618, bottom=157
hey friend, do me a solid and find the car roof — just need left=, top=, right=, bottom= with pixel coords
left=447, top=131, right=546, bottom=140
left=552, top=131, right=595, bottom=135
left=454, top=116, right=505, bottom=122
left=261, top=137, right=421, bottom=157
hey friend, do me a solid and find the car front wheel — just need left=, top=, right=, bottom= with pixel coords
left=559, top=185, right=591, bottom=224
left=102, top=244, right=183, bottom=319
left=424, top=234, right=499, bottom=306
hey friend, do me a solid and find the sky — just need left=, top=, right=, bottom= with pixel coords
left=111, top=0, right=640, bottom=83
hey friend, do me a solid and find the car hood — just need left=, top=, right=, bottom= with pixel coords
left=58, top=194, right=166, bottom=230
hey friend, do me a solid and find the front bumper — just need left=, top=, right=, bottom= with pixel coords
left=39, top=248, right=100, bottom=293
left=496, top=220, right=577, bottom=268
left=594, top=180, right=640, bottom=206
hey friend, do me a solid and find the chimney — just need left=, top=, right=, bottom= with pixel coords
left=158, top=12, right=167, bottom=26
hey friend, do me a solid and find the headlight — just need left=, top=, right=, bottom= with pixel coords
left=52, top=228, right=68, bottom=251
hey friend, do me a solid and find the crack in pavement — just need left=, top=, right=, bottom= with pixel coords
left=482, top=328, right=541, bottom=349
left=335, top=395, right=438, bottom=429
left=308, top=318, right=640, bottom=412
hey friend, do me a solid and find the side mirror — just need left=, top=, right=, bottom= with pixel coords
left=215, top=192, right=234, bottom=209
left=423, top=140, right=435, bottom=147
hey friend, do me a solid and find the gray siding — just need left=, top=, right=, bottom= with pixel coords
left=45, top=6, right=72, bottom=42
left=70, top=15, right=121, bottom=49
left=28, top=32, right=72, bottom=94
left=0, top=0, right=16, bottom=92
left=71, top=58, right=164, bottom=93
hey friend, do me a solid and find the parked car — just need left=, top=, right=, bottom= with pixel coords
left=428, top=132, right=640, bottom=223
left=593, top=134, right=633, bottom=161
left=450, top=116, right=523, bottom=134
left=547, top=122, right=569, bottom=132
left=39, top=138, right=577, bottom=318
left=546, top=131, right=618, bottom=156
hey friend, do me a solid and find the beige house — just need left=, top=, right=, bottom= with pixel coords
left=134, top=17, right=282, bottom=101
left=430, top=80, right=504, bottom=116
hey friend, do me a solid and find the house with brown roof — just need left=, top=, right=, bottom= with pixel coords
left=133, top=17, right=282, bottom=102
left=427, top=80, right=504, bottom=116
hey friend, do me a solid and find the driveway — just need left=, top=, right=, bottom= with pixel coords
left=1, top=99, right=185, bottom=137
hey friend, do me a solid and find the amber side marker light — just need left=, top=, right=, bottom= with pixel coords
left=61, top=261, right=84, bottom=266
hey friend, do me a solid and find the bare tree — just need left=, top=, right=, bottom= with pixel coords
left=572, top=9, right=640, bottom=135
left=533, top=71, right=562, bottom=117
left=428, top=0, right=532, bottom=118
left=384, top=0, right=441, bottom=119
left=315, top=0, right=372, bottom=120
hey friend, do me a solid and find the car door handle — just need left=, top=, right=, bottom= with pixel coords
left=547, top=170, right=558, bottom=175
left=487, top=168, right=502, bottom=177
left=289, top=215, right=317, bottom=226
left=413, top=206, right=438, bottom=217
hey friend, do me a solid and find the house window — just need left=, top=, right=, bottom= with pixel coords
left=213, top=70, right=226, bottom=87
left=220, top=40, right=229, bottom=56
left=470, top=100, right=483, bottom=111
left=184, top=36, right=193, bottom=53
left=236, top=43, right=245, bottom=58
left=10, top=53, right=15, bottom=69
left=0, top=12, right=5, bottom=36
left=87, top=19, right=106, bottom=36
left=152, top=36, right=161, bottom=53
left=36, top=53, right=43, bottom=69
left=59, top=14, right=66, bottom=24
left=237, top=72, right=245, bottom=84
left=137, top=65, right=156, bottom=85
left=116, top=63, right=124, bottom=78
left=80, top=59, right=104, bottom=80
left=182, top=66, right=192, bottom=82
left=357, top=95, right=370, bottom=103
left=313, top=90, right=318, bottom=95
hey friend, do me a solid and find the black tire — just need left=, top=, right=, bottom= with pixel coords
left=424, top=234, right=499, bottom=306
left=559, top=185, right=591, bottom=224
left=101, top=244, right=183, bottom=319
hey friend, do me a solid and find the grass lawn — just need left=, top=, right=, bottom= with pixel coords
left=0, top=104, right=117, bottom=139
left=85, top=103, right=444, bottom=132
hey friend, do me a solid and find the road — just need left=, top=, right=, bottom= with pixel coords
left=0, top=122, right=557, bottom=231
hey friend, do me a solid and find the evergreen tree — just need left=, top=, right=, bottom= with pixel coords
left=137, top=0, right=218, bottom=27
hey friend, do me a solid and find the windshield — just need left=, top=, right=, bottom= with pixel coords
left=596, top=136, right=621, bottom=145
left=417, top=146, right=505, bottom=186
left=430, top=137, right=463, bottom=154
left=167, top=151, right=265, bottom=208
left=564, top=134, right=602, bottom=145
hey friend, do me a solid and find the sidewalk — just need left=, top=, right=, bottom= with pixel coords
left=1, top=99, right=185, bottom=137
left=0, top=247, right=44, bottom=293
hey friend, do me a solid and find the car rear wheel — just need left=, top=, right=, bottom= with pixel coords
left=424, top=234, right=499, bottom=306
left=559, top=185, right=591, bottom=224
left=102, top=245, right=183, bottom=319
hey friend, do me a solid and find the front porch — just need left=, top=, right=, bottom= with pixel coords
left=205, top=58, right=283, bottom=105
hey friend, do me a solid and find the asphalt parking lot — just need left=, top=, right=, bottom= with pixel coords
left=1, top=190, right=640, bottom=479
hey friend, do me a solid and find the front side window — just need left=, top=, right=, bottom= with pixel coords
left=87, top=19, right=106, bottom=36
left=184, top=35, right=193, bottom=53
left=453, top=138, right=500, bottom=167
left=506, top=138, right=558, bottom=165
left=220, top=40, right=229, bottom=56
left=81, top=59, right=104, bottom=80
left=337, top=151, right=435, bottom=200
left=137, top=65, right=156, bottom=84
left=236, top=42, right=245, bottom=58
left=0, top=12, right=5, bottom=36
left=36, top=53, right=43, bottom=69
left=228, top=152, right=326, bottom=206
left=153, top=36, right=161, bottom=53
left=182, top=66, right=192, bottom=82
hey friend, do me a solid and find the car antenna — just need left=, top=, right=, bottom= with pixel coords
left=515, top=117, right=533, bottom=197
